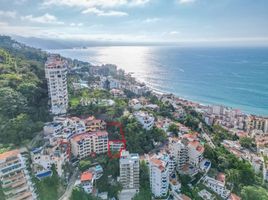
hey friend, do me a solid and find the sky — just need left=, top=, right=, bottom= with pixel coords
left=0, top=0, right=268, bottom=44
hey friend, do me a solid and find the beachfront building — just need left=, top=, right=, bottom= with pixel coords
left=70, top=131, right=108, bottom=159
left=247, top=116, right=268, bottom=134
left=45, top=54, right=68, bottom=115
left=119, top=151, right=140, bottom=191
left=134, top=111, right=155, bottom=130
left=0, top=150, right=37, bottom=200
left=203, top=175, right=230, bottom=199
left=149, top=155, right=170, bottom=198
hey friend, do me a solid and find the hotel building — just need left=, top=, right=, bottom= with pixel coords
left=45, top=54, right=68, bottom=115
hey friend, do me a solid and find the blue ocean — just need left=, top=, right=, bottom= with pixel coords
left=50, top=46, right=268, bottom=116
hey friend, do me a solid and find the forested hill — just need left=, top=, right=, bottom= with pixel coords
left=0, top=35, right=51, bottom=146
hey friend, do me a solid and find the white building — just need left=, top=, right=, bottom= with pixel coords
left=119, top=151, right=139, bottom=190
left=134, top=111, right=155, bottom=130
left=169, top=134, right=204, bottom=170
left=70, top=131, right=108, bottom=159
left=80, top=171, right=94, bottom=193
left=263, top=161, right=268, bottom=182
left=247, top=116, right=268, bottom=134
left=45, top=54, right=68, bottom=115
left=170, top=140, right=189, bottom=170
left=187, top=141, right=204, bottom=167
left=31, top=140, right=69, bottom=177
left=149, top=155, right=170, bottom=198
left=43, top=116, right=105, bottom=140
left=203, top=176, right=230, bottom=199
left=129, top=99, right=142, bottom=110
left=0, top=150, right=37, bottom=200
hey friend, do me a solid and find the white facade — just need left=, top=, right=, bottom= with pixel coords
left=120, top=151, right=140, bottom=190
left=203, top=176, right=230, bottom=199
left=45, top=54, right=68, bottom=115
left=187, top=141, right=204, bottom=167
left=129, top=99, right=142, bottom=110
left=169, top=135, right=204, bottom=170
left=170, top=140, right=189, bottom=170
left=31, top=141, right=69, bottom=177
left=134, top=111, right=155, bottom=130
left=149, top=156, right=170, bottom=198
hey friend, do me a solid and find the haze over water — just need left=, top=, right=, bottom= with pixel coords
left=51, top=46, right=268, bottom=116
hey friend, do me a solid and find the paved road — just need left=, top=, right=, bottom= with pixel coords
left=59, top=168, right=79, bottom=200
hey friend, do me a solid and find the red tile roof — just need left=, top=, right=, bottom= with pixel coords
left=229, top=193, right=241, bottom=200
left=0, top=149, right=19, bottom=160
left=81, top=171, right=93, bottom=182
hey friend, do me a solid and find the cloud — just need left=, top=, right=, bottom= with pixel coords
left=0, top=10, right=17, bottom=18
left=0, top=22, right=9, bottom=26
left=169, top=31, right=180, bottom=35
left=42, top=0, right=150, bottom=8
left=82, top=8, right=128, bottom=16
left=70, top=23, right=84, bottom=27
left=21, top=13, right=64, bottom=25
left=142, top=17, right=160, bottom=23
left=177, top=0, right=196, bottom=4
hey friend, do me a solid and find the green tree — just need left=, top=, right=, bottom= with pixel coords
left=70, top=187, right=101, bottom=200
left=168, top=123, right=179, bottom=136
left=241, top=186, right=268, bottom=200
left=239, top=137, right=253, bottom=148
left=79, top=160, right=92, bottom=172
left=0, top=87, right=27, bottom=118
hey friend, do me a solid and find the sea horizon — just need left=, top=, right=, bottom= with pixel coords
left=49, top=45, right=268, bottom=117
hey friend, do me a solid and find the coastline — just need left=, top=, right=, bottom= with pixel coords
left=47, top=48, right=268, bottom=118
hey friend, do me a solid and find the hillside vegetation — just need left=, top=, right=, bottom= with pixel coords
left=0, top=36, right=51, bottom=146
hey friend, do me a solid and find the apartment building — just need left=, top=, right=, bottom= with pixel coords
left=170, top=139, right=189, bottom=170
left=31, top=140, right=69, bottom=177
left=129, top=99, right=142, bottom=110
left=149, top=155, right=170, bottom=198
left=70, top=131, right=108, bottom=159
left=45, top=54, right=68, bottom=115
left=119, top=150, right=140, bottom=191
left=134, top=111, right=155, bottom=130
left=247, top=116, right=268, bottom=134
left=0, top=150, right=37, bottom=200
left=203, top=175, right=230, bottom=199
left=169, top=134, right=204, bottom=170
left=43, top=116, right=105, bottom=139
left=187, top=141, right=204, bottom=167
left=84, top=116, right=106, bottom=132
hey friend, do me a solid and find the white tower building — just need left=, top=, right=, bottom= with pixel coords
left=119, top=150, right=140, bottom=190
left=45, top=54, right=68, bottom=115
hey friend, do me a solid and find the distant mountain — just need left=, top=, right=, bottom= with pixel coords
left=12, top=35, right=79, bottom=50
left=11, top=35, right=171, bottom=50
